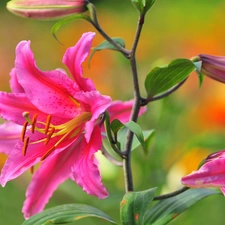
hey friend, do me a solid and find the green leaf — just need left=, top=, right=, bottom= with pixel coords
left=117, top=128, right=155, bottom=152
left=52, top=14, right=92, bottom=44
left=22, top=204, right=116, bottom=225
left=144, top=188, right=220, bottom=225
left=143, top=130, right=155, bottom=153
left=193, top=61, right=204, bottom=88
left=88, top=37, right=125, bottom=66
left=145, top=58, right=195, bottom=98
left=111, top=119, right=125, bottom=136
left=131, top=0, right=156, bottom=14
left=120, top=188, right=157, bottom=225
left=124, top=121, right=147, bottom=152
left=142, top=0, right=157, bottom=13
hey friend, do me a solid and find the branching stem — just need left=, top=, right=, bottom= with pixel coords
left=141, top=78, right=188, bottom=106
left=87, top=3, right=130, bottom=58
left=123, top=13, right=146, bottom=193
left=153, top=187, right=190, bottom=200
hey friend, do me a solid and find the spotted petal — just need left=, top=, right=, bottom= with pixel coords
left=74, top=90, right=111, bottom=142
left=15, top=40, right=80, bottom=118
left=0, top=92, right=43, bottom=125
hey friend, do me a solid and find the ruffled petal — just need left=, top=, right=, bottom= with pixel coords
left=74, top=90, right=111, bottom=142
left=107, top=100, right=147, bottom=123
left=22, top=139, right=82, bottom=219
left=63, top=32, right=96, bottom=92
left=15, top=41, right=80, bottom=118
left=9, top=68, right=24, bottom=93
left=181, top=157, right=225, bottom=188
left=0, top=92, right=42, bottom=125
left=72, top=126, right=108, bottom=198
left=0, top=122, right=21, bottom=155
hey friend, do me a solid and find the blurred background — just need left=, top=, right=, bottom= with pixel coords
left=1, top=0, right=225, bottom=224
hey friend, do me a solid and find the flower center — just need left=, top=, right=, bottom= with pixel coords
left=21, top=111, right=92, bottom=161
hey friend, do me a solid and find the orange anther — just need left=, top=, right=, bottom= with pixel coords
left=21, top=121, right=28, bottom=142
left=41, top=146, right=55, bottom=161
left=30, top=166, right=34, bottom=174
left=22, top=137, right=29, bottom=156
left=31, top=114, right=38, bottom=133
left=44, top=127, right=55, bottom=145
left=44, top=115, right=52, bottom=134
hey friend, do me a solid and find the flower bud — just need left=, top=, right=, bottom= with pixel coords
left=7, top=0, right=88, bottom=20
left=198, top=54, right=225, bottom=83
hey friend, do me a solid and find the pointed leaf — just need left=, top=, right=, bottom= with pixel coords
left=145, top=58, right=195, bottom=98
left=88, top=38, right=125, bottom=66
left=52, top=14, right=92, bottom=44
left=111, top=119, right=125, bottom=136
left=22, top=204, right=116, bottom=225
left=117, top=128, right=155, bottom=152
left=124, top=121, right=147, bottom=152
left=120, top=188, right=157, bottom=225
left=143, top=0, right=156, bottom=13
left=131, top=0, right=156, bottom=14
left=144, top=188, right=220, bottom=225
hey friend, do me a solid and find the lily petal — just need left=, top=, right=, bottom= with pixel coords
left=74, top=90, right=111, bottom=142
left=63, top=32, right=96, bottom=92
left=107, top=100, right=147, bottom=123
left=182, top=157, right=225, bottom=188
left=15, top=41, right=80, bottom=118
left=10, top=68, right=24, bottom=93
left=0, top=130, right=78, bottom=186
left=22, top=138, right=83, bottom=219
left=220, top=187, right=225, bottom=196
left=72, top=127, right=108, bottom=198
left=0, top=92, right=43, bottom=125
left=0, top=122, right=22, bottom=155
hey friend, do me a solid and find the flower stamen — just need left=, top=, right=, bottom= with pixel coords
left=41, top=146, right=55, bottom=161
left=44, top=115, right=52, bottom=134
left=31, top=114, right=38, bottom=133
left=21, top=121, right=28, bottom=142
left=21, top=111, right=92, bottom=160
left=44, top=127, right=55, bottom=145
left=30, top=166, right=34, bottom=174
left=22, top=137, right=29, bottom=156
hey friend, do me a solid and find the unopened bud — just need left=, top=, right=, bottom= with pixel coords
left=7, top=0, right=88, bottom=20
left=198, top=54, right=225, bottom=83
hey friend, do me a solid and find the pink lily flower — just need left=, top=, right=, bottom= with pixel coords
left=181, top=150, right=225, bottom=195
left=0, top=32, right=146, bottom=219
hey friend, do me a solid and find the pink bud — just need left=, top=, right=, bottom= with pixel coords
left=199, top=54, right=225, bottom=83
left=7, top=0, right=88, bottom=20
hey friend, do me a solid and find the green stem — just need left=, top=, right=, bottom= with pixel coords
left=104, top=112, right=124, bottom=157
left=153, top=187, right=190, bottom=200
left=123, top=13, right=145, bottom=193
left=87, top=3, right=131, bottom=58
left=141, top=78, right=188, bottom=106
